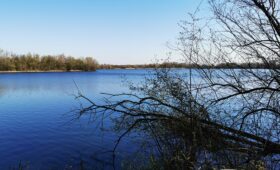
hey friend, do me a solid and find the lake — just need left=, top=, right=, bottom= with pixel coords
left=0, top=69, right=150, bottom=170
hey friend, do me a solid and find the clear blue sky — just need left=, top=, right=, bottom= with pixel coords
left=0, top=0, right=208, bottom=64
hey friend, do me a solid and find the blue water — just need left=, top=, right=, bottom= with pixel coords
left=0, top=69, right=149, bottom=169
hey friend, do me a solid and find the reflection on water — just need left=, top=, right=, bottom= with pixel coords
left=0, top=84, right=6, bottom=96
left=0, top=70, right=147, bottom=170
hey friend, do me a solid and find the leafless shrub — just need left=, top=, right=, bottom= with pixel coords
left=77, top=0, right=280, bottom=169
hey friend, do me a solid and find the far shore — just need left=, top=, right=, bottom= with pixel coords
left=0, top=70, right=91, bottom=74
left=0, top=64, right=280, bottom=74
left=0, top=66, right=278, bottom=74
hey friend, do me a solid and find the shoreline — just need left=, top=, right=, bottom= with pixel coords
left=0, top=67, right=276, bottom=74
left=0, top=70, right=93, bottom=74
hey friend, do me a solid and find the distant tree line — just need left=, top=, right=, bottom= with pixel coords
left=99, top=63, right=200, bottom=69
left=99, top=61, right=280, bottom=69
left=0, top=51, right=98, bottom=71
left=1, top=50, right=278, bottom=72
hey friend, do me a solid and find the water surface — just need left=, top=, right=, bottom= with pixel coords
left=0, top=69, right=148, bottom=169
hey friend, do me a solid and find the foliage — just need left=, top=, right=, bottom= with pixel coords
left=0, top=51, right=98, bottom=72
